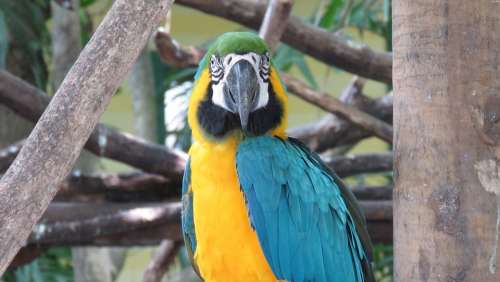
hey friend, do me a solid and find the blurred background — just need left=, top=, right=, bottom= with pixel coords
left=0, top=0, right=392, bottom=281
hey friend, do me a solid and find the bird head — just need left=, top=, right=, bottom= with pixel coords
left=188, top=32, right=288, bottom=145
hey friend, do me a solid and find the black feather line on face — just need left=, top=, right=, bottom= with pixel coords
left=197, top=82, right=283, bottom=139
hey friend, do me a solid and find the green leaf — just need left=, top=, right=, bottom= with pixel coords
left=318, top=0, right=343, bottom=29
left=293, top=54, right=318, bottom=89
left=274, top=44, right=318, bottom=89
left=81, top=0, right=97, bottom=8
left=273, top=44, right=296, bottom=71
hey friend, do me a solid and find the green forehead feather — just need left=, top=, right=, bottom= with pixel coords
left=195, top=32, right=270, bottom=79
left=210, top=32, right=269, bottom=56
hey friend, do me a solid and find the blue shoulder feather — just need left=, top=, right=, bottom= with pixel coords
left=236, top=136, right=373, bottom=282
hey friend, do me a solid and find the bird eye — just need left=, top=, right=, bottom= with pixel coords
left=259, top=52, right=270, bottom=81
left=210, top=55, right=217, bottom=68
left=261, top=52, right=270, bottom=67
left=210, top=55, right=224, bottom=83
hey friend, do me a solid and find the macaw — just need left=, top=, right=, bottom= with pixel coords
left=182, top=32, right=374, bottom=282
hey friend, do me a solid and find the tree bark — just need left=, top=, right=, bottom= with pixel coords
left=393, top=0, right=500, bottom=280
left=0, top=0, right=174, bottom=275
left=51, top=1, right=128, bottom=280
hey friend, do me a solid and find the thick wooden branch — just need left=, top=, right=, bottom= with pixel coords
left=0, top=71, right=186, bottom=181
left=57, top=173, right=391, bottom=202
left=55, top=172, right=177, bottom=202
left=25, top=201, right=390, bottom=248
left=326, top=152, right=393, bottom=177
left=282, top=73, right=393, bottom=143
left=142, top=240, right=182, bottom=282
left=176, top=0, right=392, bottom=84
left=258, top=0, right=293, bottom=51
left=0, top=0, right=174, bottom=274
left=31, top=202, right=181, bottom=245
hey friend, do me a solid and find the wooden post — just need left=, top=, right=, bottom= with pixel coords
left=393, top=0, right=500, bottom=281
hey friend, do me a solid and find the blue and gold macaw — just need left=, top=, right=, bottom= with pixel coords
left=182, top=32, right=374, bottom=282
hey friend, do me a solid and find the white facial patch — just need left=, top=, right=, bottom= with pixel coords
left=210, top=52, right=270, bottom=112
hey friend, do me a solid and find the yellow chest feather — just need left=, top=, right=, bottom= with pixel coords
left=189, top=140, right=277, bottom=282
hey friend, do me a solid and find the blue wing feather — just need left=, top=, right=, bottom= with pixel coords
left=236, top=136, right=373, bottom=282
left=181, top=159, right=201, bottom=276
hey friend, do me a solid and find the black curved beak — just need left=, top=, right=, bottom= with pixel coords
left=224, top=60, right=259, bottom=130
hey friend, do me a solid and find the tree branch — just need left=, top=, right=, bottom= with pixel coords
left=176, top=0, right=392, bottom=84
left=25, top=201, right=390, bottom=247
left=282, top=73, right=393, bottom=143
left=0, top=0, right=174, bottom=274
left=142, top=240, right=182, bottom=282
left=31, top=202, right=181, bottom=245
left=57, top=173, right=391, bottom=202
left=55, top=171, right=177, bottom=202
left=289, top=88, right=393, bottom=152
left=326, top=152, right=393, bottom=177
left=0, top=71, right=187, bottom=181
left=258, top=0, right=293, bottom=51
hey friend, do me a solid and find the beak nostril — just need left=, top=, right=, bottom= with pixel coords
left=228, top=88, right=236, bottom=104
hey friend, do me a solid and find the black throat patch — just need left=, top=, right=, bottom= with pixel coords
left=197, top=82, right=283, bottom=139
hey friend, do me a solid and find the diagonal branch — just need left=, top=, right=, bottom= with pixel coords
left=142, top=240, right=182, bottom=282
left=289, top=88, right=393, bottom=152
left=0, top=71, right=187, bottom=181
left=176, top=0, right=392, bottom=84
left=282, top=73, right=393, bottom=143
left=0, top=0, right=174, bottom=274
left=258, top=0, right=293, bottom=51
